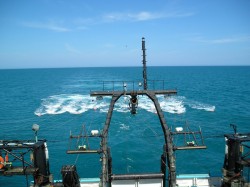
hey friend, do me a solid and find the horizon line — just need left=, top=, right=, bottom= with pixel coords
left=0, top=64, right=250, bottom=70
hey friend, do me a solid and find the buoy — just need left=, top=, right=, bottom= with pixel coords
left=91, top=130, right=99, bottom=136
left=0, top=156, right=4, bottom=169
left=175, top=127, right=183, bottom=132
left=187, top=141, right=195, bottom=146
left=78, top=145, right=87, bottom=150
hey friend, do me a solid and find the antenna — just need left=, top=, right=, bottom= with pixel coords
left=142, top=37, right=147, bottom=90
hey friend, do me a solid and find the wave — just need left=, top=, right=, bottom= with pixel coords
left=34, top=94, right=215, bottom=116
left=185, top=99, right=216, bottom=112
left=137, top=95, right=186, bottom=114
left=34, top=94, right=107, bottom=116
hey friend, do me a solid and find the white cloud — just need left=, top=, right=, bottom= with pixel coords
left=191, top=35, right=250, bottom=44
left=129, top=11, right=163, bottom=21
left=103, top=11, right=194, bottom=22
left=209, top=37, right=250, bottom=44
left=22, top=21, right=71, bottom=32
left=21, top=11, right=194, bottom=32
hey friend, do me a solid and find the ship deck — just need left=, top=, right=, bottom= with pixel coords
left=30, top=178, right=100, bottom=187
left=30, top=174, right=223, bottom=187
left=176, top=174, right=221, bottom=187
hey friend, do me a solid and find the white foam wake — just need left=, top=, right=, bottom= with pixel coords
left=34, top=94, right=215, bottom=116
left=137, top=95, right=186, bottom=114
left=185, top=99, right=216, bottom=112
left=34, top=94, right=109, bottom=116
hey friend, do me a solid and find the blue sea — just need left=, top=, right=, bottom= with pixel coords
left=0, top=66, right=250, bottom=186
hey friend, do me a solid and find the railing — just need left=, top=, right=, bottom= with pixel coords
left=99, top=80, right=168, bottom=92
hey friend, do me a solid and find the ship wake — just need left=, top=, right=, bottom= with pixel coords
left=34, top=94, right=215, bottom=116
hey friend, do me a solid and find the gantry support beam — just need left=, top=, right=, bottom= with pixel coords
left=90, top=90, right=177, bottom=97
left=145, top=91, right=176, bottom=187
left=101, top=92, right=124, bottom=187
left=92, top=89, right=177, bottom=187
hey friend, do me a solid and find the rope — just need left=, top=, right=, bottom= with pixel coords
left=74, top=154, right=80, bottom=165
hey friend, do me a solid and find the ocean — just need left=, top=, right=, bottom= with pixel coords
left=0, top=66, right=249, bottom=186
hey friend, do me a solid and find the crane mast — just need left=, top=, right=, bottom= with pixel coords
left=142, top=37, right=147, bottom=90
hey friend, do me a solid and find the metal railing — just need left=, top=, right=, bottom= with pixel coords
left=99, top=80, right=168, bottom=92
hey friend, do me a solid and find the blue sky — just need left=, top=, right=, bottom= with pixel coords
left=0, top=0, right=249, bottom=68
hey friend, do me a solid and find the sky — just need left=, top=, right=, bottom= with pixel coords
left=0, top=0, right=250, bottom=69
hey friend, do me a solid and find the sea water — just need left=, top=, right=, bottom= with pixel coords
left=0, top=66, right=250, bottom=186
